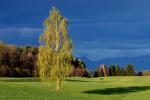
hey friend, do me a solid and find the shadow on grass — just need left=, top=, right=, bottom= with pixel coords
left=0, top=78, right=41, bottom=82
left=66, top=79, right=115, bottom=83
left=66, top=79, right=91, bottom=82
left=83, top=86, right=150, bottom=95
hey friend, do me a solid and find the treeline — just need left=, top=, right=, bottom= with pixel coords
left=138, top=70, right=150, bottom=76
left=0, top=42, right=149, bottom=77
left=0, top=42, right=88, bottom=77
left=94, top=64, right=136, bottom=77
left=0, top=42, right=38, bottom=77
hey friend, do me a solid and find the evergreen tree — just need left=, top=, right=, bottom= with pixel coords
left=109, top=65, right=116, bottom=76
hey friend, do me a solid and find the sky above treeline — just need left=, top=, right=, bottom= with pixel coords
left=1, top=0, right=150, bottom=60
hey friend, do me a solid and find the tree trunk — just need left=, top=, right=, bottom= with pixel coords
left=56, top=79, right=61, bottom=92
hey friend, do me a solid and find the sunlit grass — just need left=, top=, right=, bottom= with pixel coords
left=0, top=76, right=150, bottom=100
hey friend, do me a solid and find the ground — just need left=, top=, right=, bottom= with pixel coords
left=0, top=76, right=150, bottom=100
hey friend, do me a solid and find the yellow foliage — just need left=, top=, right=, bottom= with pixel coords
left=37, top=7, right=73, bottom=92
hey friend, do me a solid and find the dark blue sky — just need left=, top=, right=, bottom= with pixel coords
left=1, top=0, right=150, bottom=60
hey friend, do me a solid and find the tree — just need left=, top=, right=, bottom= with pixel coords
left=120, top=68, right=126, bottom=76
left=94, top=66, right=103, bottom=77
left=70, top=58, right=87, bottom=77
left=100, top=64, right=109, bottom=78
left=109, top=65, right=116, bottom=76
left=115, top=65, right=121, bottom=76
left=0, top=42, right=9, bottom=66
left=126, top=64, right=135, bottom=76
left=37, top=7, right=73, bottom=92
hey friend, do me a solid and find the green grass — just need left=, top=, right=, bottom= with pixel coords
left=0, top=77, right=150, bottom=100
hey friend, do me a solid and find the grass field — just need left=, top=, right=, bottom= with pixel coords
left=0, top=77, right=150, bottom=100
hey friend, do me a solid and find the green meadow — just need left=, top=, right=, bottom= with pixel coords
left=0, top=77, right=150, bottom=100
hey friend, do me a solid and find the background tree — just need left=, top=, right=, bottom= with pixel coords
left=109, top=65, right=116, bottom=76
left=120, top=68, right=126, bottom=76
left=0, top=42, right=9, bottom=76
left=126, top=64, right=135, bottom=76
left=0, top=42, right=8, bottom=66
left=71, top=58, right=87, bottom=77
left=115, top=65, right=121, bottom=76
left=100, top=64, right=109, bottom=78
left=0, top=41, right=38, bottom=77
left=94, top=66, right=103, bottom=77
left=37, top=7, right=73, bottom=92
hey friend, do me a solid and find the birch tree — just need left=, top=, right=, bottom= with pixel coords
left=37, top=7, right=73, bottom=92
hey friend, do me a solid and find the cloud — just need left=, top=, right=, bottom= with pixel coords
left=1, top=0, right=150, bottom=60
left=75, top=48, right=150, bottom=60
left=0, top=27, right=42, bottom=38
left=0, top=27, right=42, bottom=46
left=18, top=28, right=42, bottom=38
left=74, top=39, right=150, bottom=60
left=75, top=39, right=150, bottom=49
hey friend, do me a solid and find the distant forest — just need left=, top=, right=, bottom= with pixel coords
left=0, top=42, right=89, bottom=77
left=0, top=42, right=149, bottom=77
